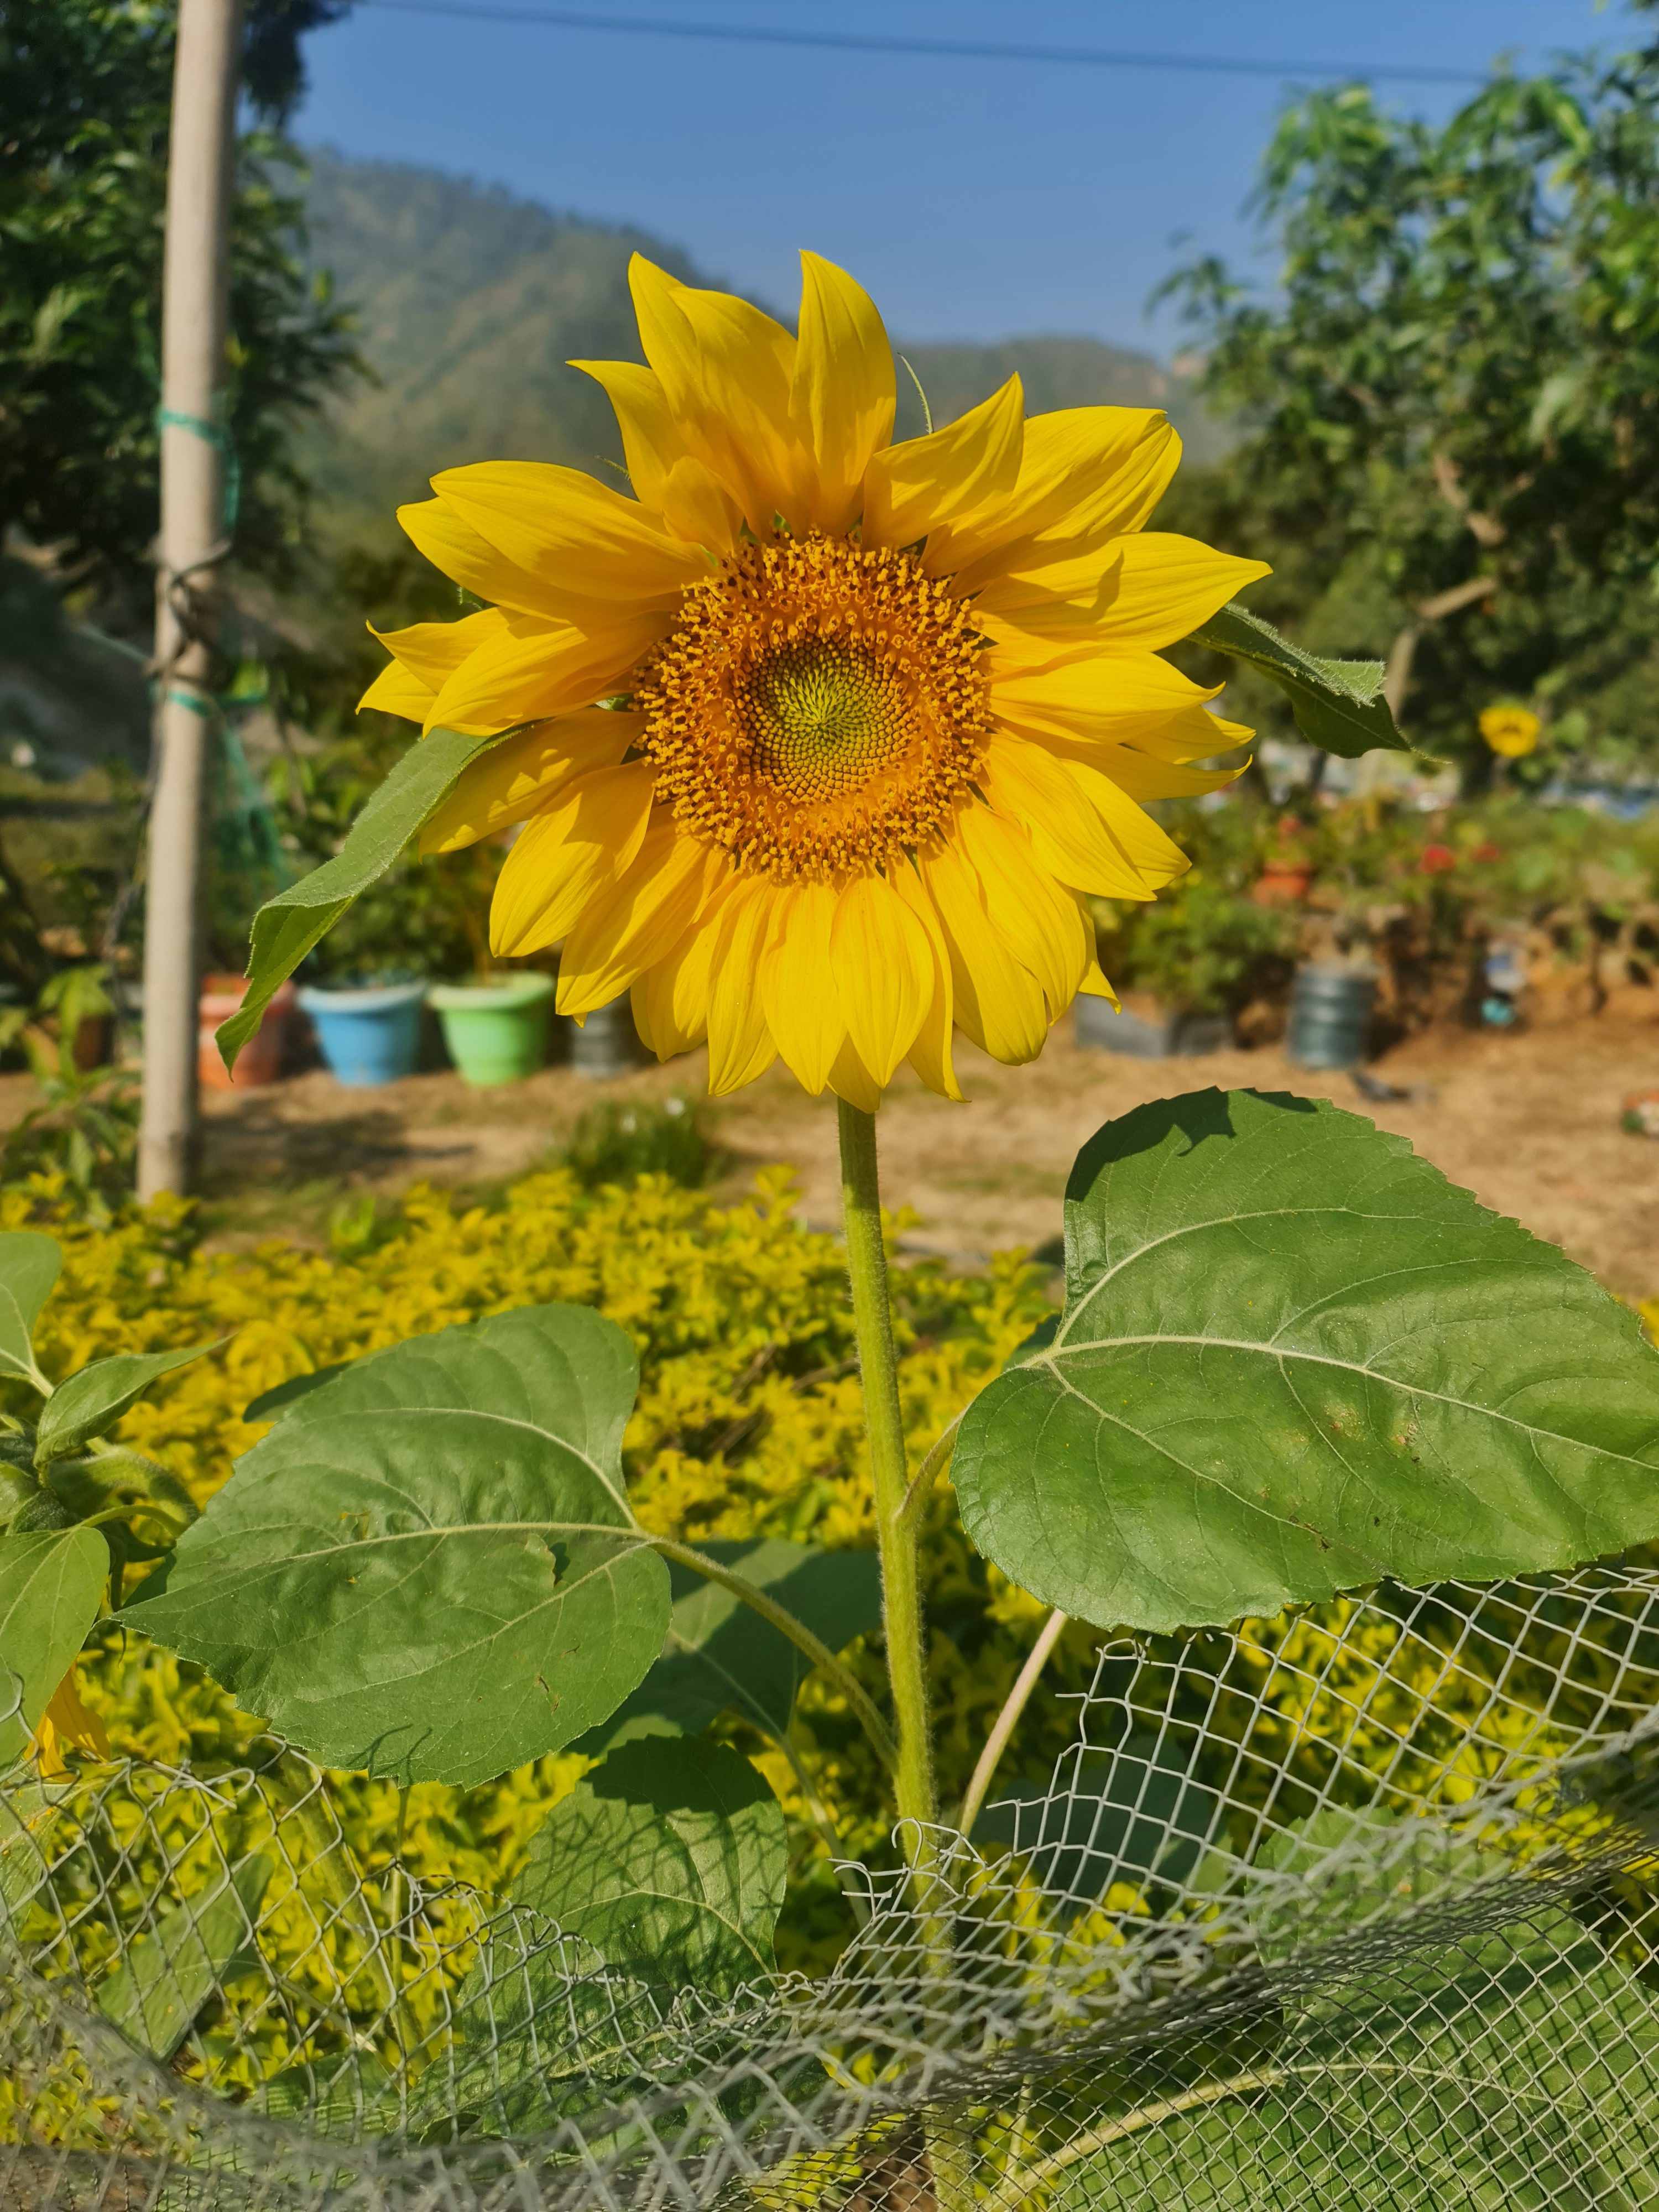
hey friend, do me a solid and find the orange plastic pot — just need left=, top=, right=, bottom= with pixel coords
left=198, top=974, right=295, bottom=1089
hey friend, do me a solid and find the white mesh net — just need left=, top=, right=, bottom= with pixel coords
left=6, top=1566, right=1659, bottom=2209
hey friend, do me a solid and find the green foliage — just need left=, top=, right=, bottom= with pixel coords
left=511, top=1736, right=786, bottom=1992
left=559, top=1094, right=721, bottom=1192
left=218, top=722, right=521, bottom=1064
left=34, top=1343, right=217, bottom=1469
left=0, top=0, right=359, bottom=615
left=0, top=1526, right=106, bottom=1760
left=1160, top=34, right=1659, bottom=778
left=1189, top=602, right=1406, bottom=760
left=953, top=1089, right=1659, bottom=1634
left=123, top=1304, right=674, bottom=1786
left=0, top=1231, right=59, bottom=1385
left=0, top=966, right=138, bottom=1215
left=95, top=1853, right=273, bottom=2061
left=582, top=1538, right=883, bottom=1752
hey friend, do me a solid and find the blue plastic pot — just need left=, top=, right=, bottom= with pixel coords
left=299, top=980, right=426, bottom=1087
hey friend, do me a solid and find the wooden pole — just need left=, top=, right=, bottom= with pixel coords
left=138, top=0, right=244, bottom=1201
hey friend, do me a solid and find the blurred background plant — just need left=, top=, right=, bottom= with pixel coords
left=0, top=966, right=137, bottom=1217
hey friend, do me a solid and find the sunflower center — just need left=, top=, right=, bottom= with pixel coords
left=746, top=638, right=909, bottom=803
left=630, top=535, right=991, bottom=881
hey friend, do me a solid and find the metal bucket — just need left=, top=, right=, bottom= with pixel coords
left=570, top=994, right=637, bottom=1079
left=1286, top=963, right=1378, bottom=1070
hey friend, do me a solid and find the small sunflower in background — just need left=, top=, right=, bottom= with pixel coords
left=361, top=254, right=1267, bottom=1104
left=1479, top=703, right=1542, bottom=759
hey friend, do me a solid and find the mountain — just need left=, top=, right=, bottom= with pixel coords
left=296, top=150, right=1227, bottom=539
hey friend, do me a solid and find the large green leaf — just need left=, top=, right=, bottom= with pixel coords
left=0, top=1778, right=70, bottom=1924
left=0, top=1231, right=59, bottom=1386
left=97, top=1854, right=273, bottom=2061
left=121, top=1306, right=669, bottom=1786
left=952, top=1089, right=1659, bottom=1634
left=974, top=1733, right=1222, bottom=1902
left=0, top=1525, right=106, bottom=1763
left=1189, top=600, right=1410, bottom=759
left=1051, top=1818, right=1659, bottom=2207
left=216, top=721, right=524, bottom=1070
left=512, top=1735, right=786, bottom=1993
left=577, top=1537, right=882, bottom=1753
left=34, top=1342, right=221, bottom=1467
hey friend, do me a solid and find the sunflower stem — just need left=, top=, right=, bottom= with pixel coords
left=838, top=1100, right=975, bottom=2211
left=837, top=1099, right=937, bottom=1845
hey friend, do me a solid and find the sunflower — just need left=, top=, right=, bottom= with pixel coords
left=360, top=254, right=1267, bottom=1106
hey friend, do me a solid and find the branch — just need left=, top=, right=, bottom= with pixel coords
left=645, top=1536, right=898, bottom=1771
left=956, top=1607, right=1069, bottom=1837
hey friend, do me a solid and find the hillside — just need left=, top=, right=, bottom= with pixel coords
left=297, top=150, right=1226, bottom=536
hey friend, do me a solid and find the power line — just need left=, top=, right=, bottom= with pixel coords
left=352, top=1, right=1493, bottom=87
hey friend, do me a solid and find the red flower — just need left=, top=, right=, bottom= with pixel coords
left=1470, top=843, right=1503, bottom=863
left=1420, top=844, right=1458, bottom=873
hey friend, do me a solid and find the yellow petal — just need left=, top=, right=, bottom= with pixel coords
left=432, top=460, right=710, bottom=605
left=978, top=735, right=1185, bottom=899
left=706, top=879, right=782, bottom=1094
left=791, top=251, right=895, bottom=537
left=888, top=863, right=964, bottom=1100
left=33, top=1664, right=109, bottom=1776
left=425, top=607, right=667, bottom=734
left=828, top=1035, right=884, bottom=1114
left=357, top=659, right=436, bottom=721
left=942, top=410, right=1180, bottom=586
left=420, top=707, right=643, bottom=854
left=918, top=836, right=1048, bottom=1064
left=568, top=357, right=690, bottom=512
left=862, top=374, right=1024, bottom=552
left=989, top=645, right=1222, bottom=734
left=760, top=881, right=846, bottom=1094
left=488, top=762, right=657, bottom=956
left=831, top=873, right=932, bottom=1085
left=953, top=804, right=1092, bottom=1018
left=398, top=498, right=575, bottom=622
left=557, top=822, right=731, bottom=1016
left=983, top=533, right=1270, bottom=649
left=633, top=896, right=729, bottom=1057
left=629, top=254, right=807, bottom=535
left=369, top=606, right=507, bottom=690
left=658, top=455, right=742, bottom=557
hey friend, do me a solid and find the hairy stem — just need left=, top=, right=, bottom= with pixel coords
left=838, top=1100, right=975, bottom=2211
left=838, top=1100, right=936, bottom=1840
left=957, top=1606, right=1069, bottom=1837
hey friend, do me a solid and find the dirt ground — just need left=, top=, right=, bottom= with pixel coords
left=13, top=1010, right=1646, bottom=1296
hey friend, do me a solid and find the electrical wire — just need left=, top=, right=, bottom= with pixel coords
left=352, top=0, right=1493, bottom=87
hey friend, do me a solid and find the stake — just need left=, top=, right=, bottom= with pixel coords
left=138, top=0, right=245, bottom=1201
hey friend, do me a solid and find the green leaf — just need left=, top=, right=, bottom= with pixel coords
left=96, top=1854, right=272, bottom=2061
left=0, top=1525, right=106, bottom=1763
left=512, top=1736, right=786, bottom=1993
left=34, top=1343, right=222, bottom=1467
left=0, top=1232, right=60, bottom=1385
left=217, top=722, right=524, bottom=1070
left=0, top=1778, right=71, bottom=1923
left=241, top=1365, right=349, bottom=1425
left=974, top=1732, right=1222, bottom=1902
left=1189, top=600, right=1410, bottom=759
left=121, top=1305, right=670, bottom=1786
left=952, top=1088, right=1659, bottom=1635
left=576, top=1537, right=882, bottom=1753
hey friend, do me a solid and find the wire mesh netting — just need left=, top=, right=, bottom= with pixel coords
left=5, top=1567, right=1659, bottom=2209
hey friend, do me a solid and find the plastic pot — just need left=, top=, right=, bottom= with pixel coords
left=1075, top=995, right=1229, bottom=1060
left=299, top=980, right=426, bottom=1087
left=199, top=975, right=295, bottom=1090
left=569, top=993, right=637, bottom=1079
left=1286, top=963, right=1378, bottom=1070
left=427, top=973, right=554, bottom=1086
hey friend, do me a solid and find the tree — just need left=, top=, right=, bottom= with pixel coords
left=0, top=0, right=359, bottom=625
left=1160, top=26, right=1659, bottom=782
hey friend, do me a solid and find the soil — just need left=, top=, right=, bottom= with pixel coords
left=5, top=1014, right=1657, bottom=1296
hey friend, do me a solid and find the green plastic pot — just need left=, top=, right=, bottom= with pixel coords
left=427, top=973, right=554, bottom=1086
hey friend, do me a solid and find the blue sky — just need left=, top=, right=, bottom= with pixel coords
left=296, top=0, right=1640, bottom=351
